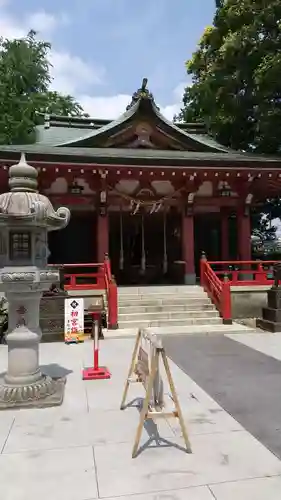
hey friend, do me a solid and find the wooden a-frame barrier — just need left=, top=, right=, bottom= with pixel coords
left=120, top=328, right=192, bottom=458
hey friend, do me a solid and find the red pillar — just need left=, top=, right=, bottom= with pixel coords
left=182, top=210, right=196, bottom=284
left=97, top=214, right=109, bottom=263
left=221, top=209, right=229, bottom=261
left=237, top=207, right=252, bottom=261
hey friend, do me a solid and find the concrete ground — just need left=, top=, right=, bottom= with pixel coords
left=0, top=333, right=281, bottom=499
left=164, top=334, right=281, bottom=461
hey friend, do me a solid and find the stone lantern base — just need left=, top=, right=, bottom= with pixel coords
left=0, top=287, right=67, bottom=410
left=0, top=153, right=71, bottom=410
left=0, top=375, right=66, bottom=409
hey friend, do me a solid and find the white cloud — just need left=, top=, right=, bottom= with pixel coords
left=26, top=11, right=69, bottom=35
left=0, top=12, right=25, bottom=39
left=49, top=52, right=105, bottom=95
left=78, top=83, right=186, bottom=121
left=0, top=6, right=104, bottom=96
left=0, top=8, right=68, bottom=39
left=0, top=4, right=186, bottom=122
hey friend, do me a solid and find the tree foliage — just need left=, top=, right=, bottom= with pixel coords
left=0, top=30, right=85, bottom=145
left=178, top=0, right=281, bottom=154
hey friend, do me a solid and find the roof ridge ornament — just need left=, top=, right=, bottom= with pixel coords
left=9, top=153, right=38, bottom=193
left=126, top=78, right=159, bottom=111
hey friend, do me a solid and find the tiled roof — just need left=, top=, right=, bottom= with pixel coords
left=35, top=81, right=230, bottom=153
left=0, top=144, right=280, bottom=166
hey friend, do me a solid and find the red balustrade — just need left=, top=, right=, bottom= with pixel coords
left=207, top=260, right=278, bottom=286
left=200, top=256, right=232, bottom=323
left=47, top=256, right=118, bottom=330
left=200, top=256, right=280, bottom=322
left=104, top=254, right=118, bottom=330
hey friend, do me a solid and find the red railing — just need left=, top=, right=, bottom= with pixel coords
left=200, top=256, right=232, bottom=323
left=62, top=263, right=104, bottom=290
left=104, top=255, right=118, bottom=329
left=206, top=260, right=278, bottom=286
left=48, top=256, right=118, bottom=329
left=200, top=256, right=280, bottom=322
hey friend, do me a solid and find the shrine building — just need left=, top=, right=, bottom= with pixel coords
left=0, top=79, right=281, bottom=286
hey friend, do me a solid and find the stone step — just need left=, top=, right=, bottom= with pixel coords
left=118, top=303, right=215, bottom=313
left=118, top=294, right=210, bottom=304
left=118, top=296, right=207, bottom=304
left=105, top=323, right=255, bottom=338
left=118, top=285, right=202, bottom=295
left=118, top=317, right=222, bottom=329
left=118, top=299, right=209, bottom=309
left=118, top=310, right=219, bottom=321
left=118, top=290, right=206, bottom=297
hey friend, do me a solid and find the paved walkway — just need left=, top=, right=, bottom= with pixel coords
left=164, top=334, right=281, bottom=461
left=0, top=334, right=281, bottom=499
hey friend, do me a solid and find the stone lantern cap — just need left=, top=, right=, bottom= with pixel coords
left=0, top=153, right=70, bottom=230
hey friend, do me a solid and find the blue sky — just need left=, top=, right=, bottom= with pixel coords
left=0, top=0, right=216, bottom=118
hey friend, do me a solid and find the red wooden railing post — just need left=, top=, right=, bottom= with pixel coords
left=70, top=274, right=76, bottom=288
left=257, top=261, right=268, bottom=284
left=108, top=275, right=118, bottom=329
left=103, top=254, right=118, bottom=330
left=200, top=252, right=207, bottom=288
left=221, top=275, right=232, bottom=324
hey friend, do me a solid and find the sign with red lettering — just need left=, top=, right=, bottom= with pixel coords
left=64, top=298, right=84, bottom=343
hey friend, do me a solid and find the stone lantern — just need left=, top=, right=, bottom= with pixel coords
left=0, top=153, right=70, bottom=408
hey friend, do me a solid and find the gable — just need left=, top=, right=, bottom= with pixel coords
left=35, top=79, right=231, bottom=154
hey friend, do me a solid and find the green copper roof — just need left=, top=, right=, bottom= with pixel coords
left=54, top=92, right=229, bottom=152
left=34, top=79, right=231, bottom=153
left=0, top=144, right=280, bottom=167
left=36, top=124, right=94, bottom=145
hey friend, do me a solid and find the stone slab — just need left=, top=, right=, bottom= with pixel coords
left=0, top=413, right=14, bottom=452
left=1, top=338, right=281, bottom=500
left=104, top=485, right=214, bottom=500
left=164, top=335, right=281, bottom=461
left=0, top=445, right=98, bottom=500
left=93, top=431, right=281, bottom=498
left=226, top=332, right=281, bottom=361
left=104, top=322, right=254, bottom=339
left=3, top=407, right=174, bottom=453
left=256, top=317, right=281, bottom=332
left=168, top=404, right=242, bottom=437
left=210, top=475, right=281, bottom=500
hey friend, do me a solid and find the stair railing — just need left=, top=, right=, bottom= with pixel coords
left=104, top=254, right=118, bottom=329
left=200, top=253, right=232, bottom=324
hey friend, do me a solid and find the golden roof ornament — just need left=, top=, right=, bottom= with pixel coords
left=126, top=78, right=159, bottom=111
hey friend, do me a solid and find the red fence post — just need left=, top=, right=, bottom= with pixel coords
left=200, top=252, right=207, bottom=288
left=70, top=274, right=76, bottom=288
left=108, top=276, right=118, bottom=329
left=221, top=275, right=232, bottom=324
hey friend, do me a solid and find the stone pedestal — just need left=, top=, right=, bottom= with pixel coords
left=0, top=284, right=65, bottom=409
left=256, top=288, right=281, bottom=332
left=0, top=152, right=70, bottom=410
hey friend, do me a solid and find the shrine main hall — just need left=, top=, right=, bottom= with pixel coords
left=0, top=80, right=280, bottom=286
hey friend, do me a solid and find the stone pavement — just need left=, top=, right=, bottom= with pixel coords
left=0, top=335, right=281, bottom=499
left=164, top=333, right=281, bottom=462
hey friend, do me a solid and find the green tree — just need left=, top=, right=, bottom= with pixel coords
left=178, top=0, right=281, bottom=154
left=0, top=30, right=85, bottom=145
left=35, top=91, right=85, bottom=117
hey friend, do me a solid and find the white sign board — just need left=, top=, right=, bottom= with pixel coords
left=135, top=333, right=164, bottom=407
left=64, top=297, right=84, bottom=343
